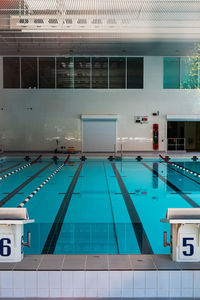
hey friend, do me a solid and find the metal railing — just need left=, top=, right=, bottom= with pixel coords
left=167, top=138, right=186, bottom=151
left=113, top=143, right=123, bottom=160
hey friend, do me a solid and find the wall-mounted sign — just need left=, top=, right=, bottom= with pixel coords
left=135, top=116, right=149, bottom=124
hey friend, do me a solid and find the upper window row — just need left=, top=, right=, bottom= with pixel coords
left=3, top=57, right=143, bottom=89
left=163, top=57, right=199, bottom=89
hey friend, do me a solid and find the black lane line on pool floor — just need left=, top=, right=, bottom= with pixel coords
left=142, top=162, right=200, bottom=208
left=103, top=162, right=120, bottom=254
left=0, top=162, right=22, bottom=175
left=111, top=163, right=153, bottom=254
left=42, top=163, right=83, bottom=254
left=0, top=162, right=53, bottom=207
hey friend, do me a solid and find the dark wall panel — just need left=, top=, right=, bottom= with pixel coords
left=127, top=57, right=143, bottom=89
left=21, top=57, right=37, bottom=88
left=3, top=57, right=20, bottom=88
left=109, top=57, right=125, bottom=89
left=39, top=57, right=55, bottom=88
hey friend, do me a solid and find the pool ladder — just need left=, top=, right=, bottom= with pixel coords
left=113, top=144, right=123, bottom=160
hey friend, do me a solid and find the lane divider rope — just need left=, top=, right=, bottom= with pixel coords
left=17, top=155, right=70, bottom=208
left=30, top=155, right=42, bottom=165
left=0, top=155, right=42, bottom=181
left=159, top=155, right=200, bottom=177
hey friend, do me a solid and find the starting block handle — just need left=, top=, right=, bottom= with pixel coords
left=164, top=231, right=171, bottom=247
left=23, top=232, right=31, bottom=248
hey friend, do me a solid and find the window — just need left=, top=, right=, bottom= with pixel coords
left=3, top=56, right=145, bottom=90
left=127, top=57, right=143, bottom=89
left=180, top=57, right=198, bottom=89
left=39, top=57, right=55, bottom=88
left=3, top=57, right=20, bottom=88
left=92, top=57, right=108, bottom=88
left=56, top=57, right=73, bottom=88
left=109, top=57, right=125, bottom=88
left=74, top=58, right=90, bottom=88
left=164, top=57, right=199, bottom=89
left=164, top=57, right=180, bottom=89
left=21, top=57, right=37, bottom=88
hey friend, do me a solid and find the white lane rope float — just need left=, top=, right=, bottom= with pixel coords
left=159, top=155, right=200, bottom=178
left=18, top=155, right=70, bottom=208
left=0, top=155, right=42, bottom=181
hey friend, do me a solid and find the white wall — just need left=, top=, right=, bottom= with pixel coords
left=0, top=56, right=200, bottom=152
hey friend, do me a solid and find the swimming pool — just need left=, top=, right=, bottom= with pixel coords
left=1, top=156, right=200, bottom=255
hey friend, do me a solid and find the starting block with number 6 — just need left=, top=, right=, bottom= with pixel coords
left=0, top=208, right=34, bottom=262
left=161, top=208, right=200, bottom=262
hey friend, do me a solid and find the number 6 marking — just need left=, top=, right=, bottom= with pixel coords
left=182, top=237, right=194, bottom=256
left=0, top=238, right=11, bottom=256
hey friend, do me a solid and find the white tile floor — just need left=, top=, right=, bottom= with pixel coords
left=2, top=296, right=200, bottom=300
left=1, top=270, right=200, bottom=298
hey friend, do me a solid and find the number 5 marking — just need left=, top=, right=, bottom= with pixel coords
left=182, top=237, right=194, bottom=256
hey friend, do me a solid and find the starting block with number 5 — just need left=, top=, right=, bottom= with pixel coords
left=0, top=208, right=34, bottom=262
left=161, top=208, right=200, bottom=262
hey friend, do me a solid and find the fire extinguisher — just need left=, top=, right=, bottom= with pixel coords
left=153, top=124, right=159, bottom=150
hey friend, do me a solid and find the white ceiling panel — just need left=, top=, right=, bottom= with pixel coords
left=0, top=0, right=199, bottom=31
left=0, top=0, right=200, bottom=55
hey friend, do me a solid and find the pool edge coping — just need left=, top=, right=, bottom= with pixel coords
left=0, top=255, right=200, bottom=271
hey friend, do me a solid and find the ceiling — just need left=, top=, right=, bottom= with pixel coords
left=0, top=0, right=199, bottom=55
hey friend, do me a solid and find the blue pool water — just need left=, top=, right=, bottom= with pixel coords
left=1, top=156, right=200, bottom=255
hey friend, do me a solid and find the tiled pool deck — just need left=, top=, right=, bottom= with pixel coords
left=2, top=254, right=200, bottom=271
left=4, top=298, right=200, bottom=300
left=1, top=255, right=200, bottom=298
left=4, top=150, right=199, bottom=158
